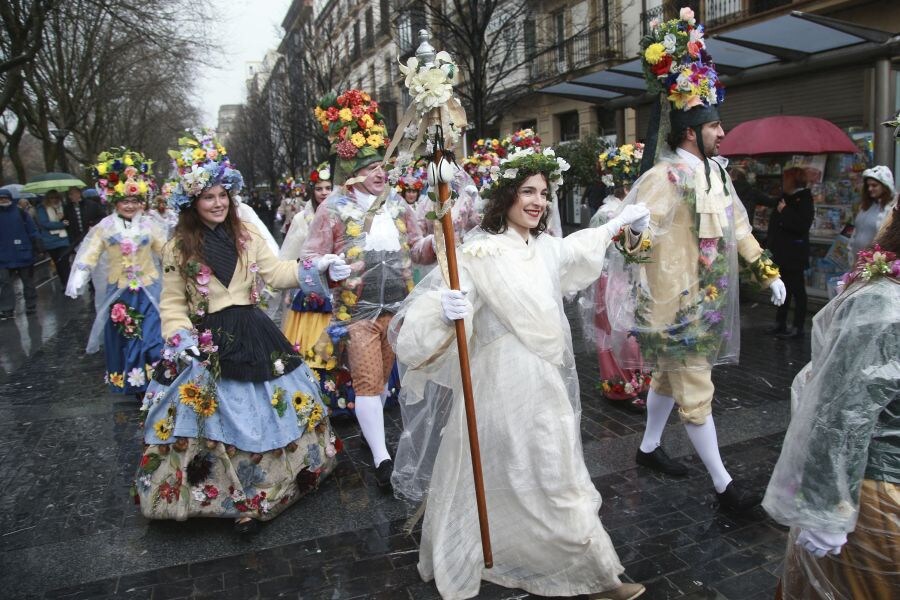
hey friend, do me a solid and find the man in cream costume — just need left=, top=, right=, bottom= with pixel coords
left=300, top=89, right=435, bottom=489
left=606, top=7, right=786, bottom=512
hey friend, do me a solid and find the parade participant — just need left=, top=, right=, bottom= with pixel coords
left=66, top=149, right=167, bottom=399
left=148, top=182, right=179, bottom=238
left=0, top=188, right=41, bottom=319
left=763, top=205, right=899, bottom=599
left=302, top=89, right=436, bottom=489
left=134, top=129, right=338, bottom=532
left=390, top=147, right=649, bottom=600
left=275, top=177, right=303, bottom=236
left=848, top=165, right=895, bottom=261
left=605, top=8, right=786, bottom=511
left=584, top=142, right=651, bottom=412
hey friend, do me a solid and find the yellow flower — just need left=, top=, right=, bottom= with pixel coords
left=109, top=372, right=125, bottom=388
left=366, top=134, right=384, bottom=148
left=194, top=394, right=218, bottom=417
left=394, top=219, right=406, bottom=233
left=138, top=181, right=148, bottom=194
left=764, top=265, right=780, bottom=278
left=644, top=43, right=666, bottom=65
left=599, top=152, right=608, bottom=162
left=192, top=148, right=207, bottom=162
left=703, top=285, right=719, bottom=302
left=346, top=222, right=362, bottom=237
left=346, top=246, right=362, bottom=259
left=114, top=182, right=125, bottom=195
left=640, top=238, right=652, bottom=251
left=341, top=290, right=358, bottom=307
left=360, top=114, right=374, bottom=128
left=406, top=280, right=414, bottom=293
left=153, top=418, right=173, bottom=441
left=350, top=132, right=366, bottom=148
left=292, top=391, right=312, bottom=413
left=475, top=138, right=484, bottom=146
left=96, top=162, right=108, bottom=176
left=179, top=382, right=202, bottom=407
left=176, top=158, right=185, bottom=168
left=325, top=357, right=338, bottom=370
left=307, top=404, right=324, bottom=431
left=338, top=108, right=353, bottom=122
left=621, top=144, right=634, bottom=156
left=336, top=309, right=351, bottom=322
left=123, top=154, right=134, bottom=166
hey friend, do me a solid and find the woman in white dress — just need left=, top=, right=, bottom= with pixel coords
left=390, top=148, right=649, bottom=600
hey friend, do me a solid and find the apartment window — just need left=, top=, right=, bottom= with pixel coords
left=380, top=0, right=390, bottom=35
left=398, top=13, right=412, bottom=53
left=384, top=57, right=393, bottom=85
left=518, top=119, right=537, bottom=132
left=558, top=111, right=579, bottom=142
left=369, top=65, right=377, bottom=89
left=365, top=7, right=374, bottom=48
left=353, top=23, right=361, bottom=59
left=554, top=10, right=566, bottom=63
left=523, top=17, right=536, bottom=59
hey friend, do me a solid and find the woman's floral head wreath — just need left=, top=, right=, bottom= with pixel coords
left=481, top=147, right=570, bottom=202
left=396, top=166, right=427, bottom=194
left=167, top=128, right=243, bottom=214
left=599, top=143, right=645, bottom=188
left=502, top=128, right=542, bottom=153
left=92, top=148, right=153, bottom=204
left=308, top=162, right=332, bottom=186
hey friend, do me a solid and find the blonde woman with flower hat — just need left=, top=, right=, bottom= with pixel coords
left=65, top=148, right=167, bottom=401
left=390, top=147, right=650, bottom=600
left=134, top=129, right=338, bottom=533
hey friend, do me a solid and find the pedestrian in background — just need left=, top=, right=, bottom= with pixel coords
left=36, top=189, right=72, bottom=287
left=767, top=167, right=814, bottom=339
left=0, top=188, right=41, bottom=318
left=848, top=165, right=895, bottom=260
left=64, top=186, right=105, bottom=248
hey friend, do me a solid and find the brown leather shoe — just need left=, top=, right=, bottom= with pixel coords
left=588, top=582, right=646, bottom=600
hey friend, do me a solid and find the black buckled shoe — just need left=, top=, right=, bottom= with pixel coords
left=716, top=481, right=762, bottom=512
left=374, top=459, right=394, bottom=491
left=234, top=518, right=259, bottom=535
left=636, top=447, right=688, bottom=476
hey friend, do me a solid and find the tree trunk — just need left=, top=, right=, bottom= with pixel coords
left=8, top=117, right=28, bottom=182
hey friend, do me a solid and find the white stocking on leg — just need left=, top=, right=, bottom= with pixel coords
left=683, top=416, right=732, bottom=493
left=639, top=389, right=675, bottom=453
left=355, top=394, right=391, bottom=466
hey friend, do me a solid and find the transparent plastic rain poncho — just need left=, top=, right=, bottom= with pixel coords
left=386, top=225, right=627, bottom=598
left=301, top=188, right=435, bottom=323
left=604, top=149, right=755, bottom=371
left=66, top=213, right=167, bottom=352
left=762, top=276, right=900, bottom=599
left=414, top=167, right=483, bottom=243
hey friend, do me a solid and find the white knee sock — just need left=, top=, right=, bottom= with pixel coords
left=355, top=394, right=391, bottom=466
left=639, top=389, right=675, bottom=453
left=683, top=416, right=732, bottom=493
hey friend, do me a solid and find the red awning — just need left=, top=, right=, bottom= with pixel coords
left=719, top=115, right=858, bottom=156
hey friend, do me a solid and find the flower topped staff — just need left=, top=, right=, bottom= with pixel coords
left=482, top=147, right=570, bottom=204
left=92, top=148, right=154, bottom=205
left=599, top=143, right=645, bottom=188
left=399, top=49, right=458, bottom=115
left=167, top=128, right=243, bottom=213
left=314, top=90, right=388, bottom=185
left=501, top=128, right=542, bottom=153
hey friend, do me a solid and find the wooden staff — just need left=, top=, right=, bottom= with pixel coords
left=433, top=147, right=493, bottom=568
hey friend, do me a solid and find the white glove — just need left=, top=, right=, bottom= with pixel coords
left=65, top=269, right=90, bottom=298
left=797, top=529, right=847, bottom=558
left=317, top=253, right=351, bottom=281
left=769, top=278, right=786, bottom=306
left=607, top=203, right=650, bottom=234
left=440, top=289, right=470, bottom=323
left=180, top=346, right=201, bottom=363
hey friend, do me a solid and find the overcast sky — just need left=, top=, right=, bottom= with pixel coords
left=195, top=0, right=292, bottom=125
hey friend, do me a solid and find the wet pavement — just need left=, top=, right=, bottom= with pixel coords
left=0, top=278, right=813, bottom=600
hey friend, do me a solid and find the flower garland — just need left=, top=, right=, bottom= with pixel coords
left=599, top=373, right=651, bottom=397
left=314, top=90, right=387, bottom=162
left=841, top=245, right=900, bottom=288
left=641, top=7, right=724, bottom=111
left=168, top=128, right=243, bottom=214
left=110, top=301, right=144, bottom=339
left=92, top=148, right=153, bottom=205
left=745, top=251, right=781, bottom=287
left=482, top=147, right=570, bottom=203
left=463, top=138, right=504, bottom=188
left=501, top=128, right=541, bottom=153
left=599, top=143, right=644, bottom=188
left=396, top=166, right=427, bottom=196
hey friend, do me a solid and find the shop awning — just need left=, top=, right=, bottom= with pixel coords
left=538, top=11, right=895, bottom=106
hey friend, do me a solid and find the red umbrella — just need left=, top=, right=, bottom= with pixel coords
left=719, top=115, right=858, bottom=156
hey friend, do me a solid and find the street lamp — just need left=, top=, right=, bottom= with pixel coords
left=49, top=127, right=69, bottom=172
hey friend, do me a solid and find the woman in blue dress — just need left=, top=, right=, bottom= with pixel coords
left=135, top=130, right=338, bottom=533
left=66, top=148, right=165, bottom=400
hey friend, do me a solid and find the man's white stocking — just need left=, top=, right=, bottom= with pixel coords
left=639, top=389, right=675, bottom=453
left=683, top=416, right=732, bottom=493
left=355, top=394, right=391, bottom=466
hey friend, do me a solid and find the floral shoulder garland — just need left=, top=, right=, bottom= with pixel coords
left=841, top=245, right=899, bottom=288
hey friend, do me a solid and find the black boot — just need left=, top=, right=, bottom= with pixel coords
left=374, top=459, right=394, bottom=491
left=636, top=447, right=688, bottom=476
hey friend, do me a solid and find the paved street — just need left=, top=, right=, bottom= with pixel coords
left=0, top=278, right=812, bottom=600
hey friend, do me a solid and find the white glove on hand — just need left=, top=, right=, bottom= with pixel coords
left=769, top=278, right=786, bottom=306
left=605, top=203, right=650, bottom=237
left=180, top=346, right=201, bottom=363
left=440, top=289, right=470, bottom=324
left=797, top=529, right=847, bottom=558
left=318, top=253, right=351, bottom=281
left=65, top=269, right=89, bottom=298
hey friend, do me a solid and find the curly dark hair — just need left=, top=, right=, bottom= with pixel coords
left=480, top=171, right=551, bottom=236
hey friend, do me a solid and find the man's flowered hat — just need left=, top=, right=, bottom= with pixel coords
left=314, top=89, right=388, bottom=185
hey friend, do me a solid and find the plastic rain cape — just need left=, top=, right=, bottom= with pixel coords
left=762, top=276, right=899, bottom=599
left=604, top=148, right=749, bottom=371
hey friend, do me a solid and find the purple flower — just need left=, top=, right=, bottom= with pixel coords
left=717, top=276, right=729, bottom=289
left=891, top=260, right=900, bottom=277
left=704, top=310, right=723, bottom=324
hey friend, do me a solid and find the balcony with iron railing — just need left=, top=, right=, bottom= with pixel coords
left=640, top=0, right=794, bottom=33
left=527, top=23, right=624, bottom=83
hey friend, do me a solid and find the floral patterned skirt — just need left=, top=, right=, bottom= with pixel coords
left=103, top=288, right=162, bottom=394
left=136, top=356, right=339, bottom=521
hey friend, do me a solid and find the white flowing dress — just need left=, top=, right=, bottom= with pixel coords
left=392, top=226, right=625, bottom=599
